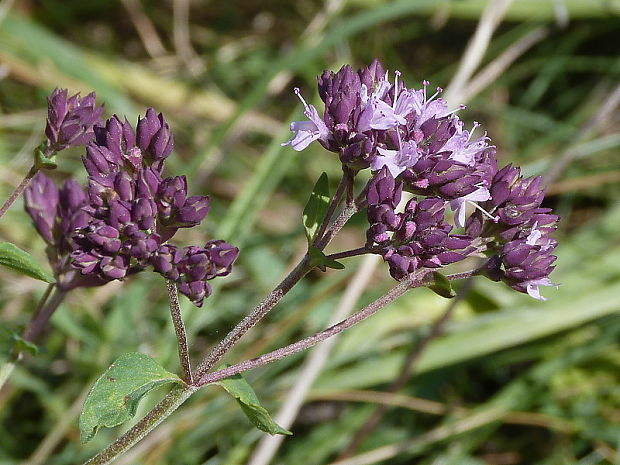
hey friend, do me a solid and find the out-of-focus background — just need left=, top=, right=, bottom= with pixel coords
left=1, top=1, right=620, bottom=464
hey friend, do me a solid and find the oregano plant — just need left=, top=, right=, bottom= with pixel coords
left=0, top=59, right=559, bottom=464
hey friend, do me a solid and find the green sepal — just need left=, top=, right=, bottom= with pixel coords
left=33, top=143, right=57, bottom=170
left=216, top=366, right=292, bottom=435
left=428, top=271, right=456, bottom=299
left=308, top=245, right=345, bottom=272
left=302, top=172, right=330, bottom=244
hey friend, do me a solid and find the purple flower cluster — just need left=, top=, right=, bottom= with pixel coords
left=24, top=173, right=104, bottom=290
left=26, top=93, right=238, bottom=306
left=73, top=109, right=238, bottom=306
left=366, top=167, right=474, bottom=280
left=45, top=88, right=104, bottom=156
left=468, top=165, right=559, bottom=299
left=284, top=60, right=559, bottom=300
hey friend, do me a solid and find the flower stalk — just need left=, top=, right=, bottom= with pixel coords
left=166, top=279, right=193, bottom=384
left=0, top=166, right=38, bottom=220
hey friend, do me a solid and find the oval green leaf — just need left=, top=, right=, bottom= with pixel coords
left=79, top=352, right=183, bottom=443
left=0, top=242, right=55, bottom=283
left=216, top=369, right=292, bottom=435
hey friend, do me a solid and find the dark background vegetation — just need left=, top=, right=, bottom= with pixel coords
left=1, top=0, right=620, bottom=464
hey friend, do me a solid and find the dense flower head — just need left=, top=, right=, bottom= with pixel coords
left=148, top=241, right=238, bottom=306
left=366, top=167, right=475, bottom=280
left=27, top=104, right=238, bottom=306
left=285, top=60, right=560, bottom=300
left=24, top=173, right=103, bottom=290
left=483, top=219, right=558, bottom=300
left=45, top=88, right=104, bottom=155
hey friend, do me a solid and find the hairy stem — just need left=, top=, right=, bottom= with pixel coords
left=196, top=274, right=423, bottom=387
left=445, top=265, right=486, bottom=281
left=166, top=279, right=193, bottom=383
left=82, top=268, right=480, bottom=464
left=0, top=165, right=38, bottom=220
left=82, top=384, right=197, bottom=465
left=22, top=285, right=66, bottom=343
left=194, top=179, right=366, bottom=380
left=338, top=278, right=475, bottom=458
left=326, top=247, right=369, bottom=261
left=193, top=255, right=312, bottom=379
left=313, top=169, right=350, bottom=248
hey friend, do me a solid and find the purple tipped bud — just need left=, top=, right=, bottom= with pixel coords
left=85, top=222, right=122, bottom=254
left=24, top=173, right=60, bottom=244
left=156, top=176, right=188, bottom=220
left=176, top=195, right=209, bottom=227
left=99, top=254, right=129, bottom=280
left=137, top=108, right=174, bottom=166
left=45, top=89, right=104, bottom=154
left=151, top=244, right=183, bottom=280
left=131, top=198, right=156, bottom=230
left=367, top=166, right=402, bottom=207
left=204, top=240, right=239, bottom=277
left=177, top=280, right=211, bottom=308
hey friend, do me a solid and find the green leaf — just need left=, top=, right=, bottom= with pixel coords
left=308, top=246, right=345, bottom=272
left=79, top=352, right=184, bottom=443
left=428, top=271, right=456, bottom=299
left=216, top=369, right=292, bottom=435
left=0, top=242, right=55, bottom=283
left=1, top=328, right=38, bottom=359
left=303, top=172, right=331, bottom=243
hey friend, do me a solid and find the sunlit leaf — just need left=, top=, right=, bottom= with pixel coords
left=0, top=242, right=55, bottom=283
left=79, top=352, right=183, bottom=443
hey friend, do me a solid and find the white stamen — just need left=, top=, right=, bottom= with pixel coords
left=467, top=122, right=480, bottom=142
left=469, top=201, right=498, bottom=221
left=393, top=70, right=402, bottom=110
left=294, top=88, right=310, bottom=111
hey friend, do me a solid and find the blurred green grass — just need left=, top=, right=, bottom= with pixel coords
left=1, top=1, right=620, bottom=464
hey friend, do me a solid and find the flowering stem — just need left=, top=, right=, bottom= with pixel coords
left=81, top=272, right=417, bottom=465
left=193, top=254, right=312, bottom=379
left=194, top=177, right=365, bottom=380
left=326, top=247, right=369, bottom=261
left=196, top=273, right=425, bottom=387
left=0, top=165, right=38, bottom=220
left=338, top=278, right=475, bottom=458
left=22, top=285, right=66, bottom=343
left=166, top=279, right=193, bottom=384
left=315, top=199, right=363, bottom=250
left=313, top=169, right=350, bottom=248
left=82, top=266, right=481, bottom=465
left=445, top=265, right=486, bottom=281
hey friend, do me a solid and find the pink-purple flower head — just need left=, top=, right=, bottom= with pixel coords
left=365, top=167, right=475, bottom=280
left=25, top=105, right=239, bottom=306
left=24, top=173, right=104, bottom=290
left=45, top=88, right=104, bottom=156
left=283, top=60, right=559, bottom=300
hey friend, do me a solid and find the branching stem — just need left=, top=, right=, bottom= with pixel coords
left=196, top=273, right=424, bottom=387
left=326, top=247, right=369, bottom=261
left=0, top=165, right=38, bottom=220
